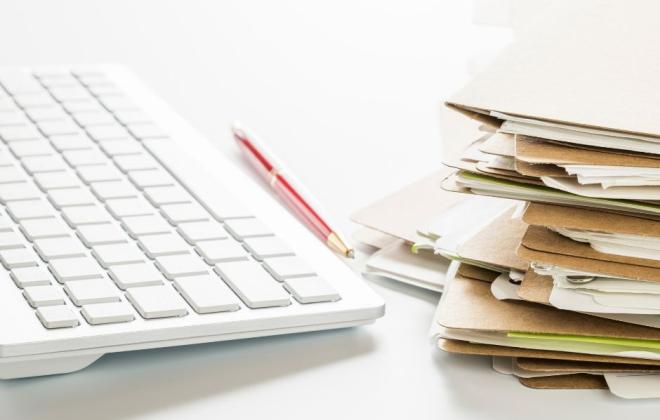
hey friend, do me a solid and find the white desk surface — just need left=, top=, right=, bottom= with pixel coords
left=2, top=1, right=658, bottom=419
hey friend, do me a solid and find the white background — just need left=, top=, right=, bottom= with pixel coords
left=2, top=1, right=659, bottom=419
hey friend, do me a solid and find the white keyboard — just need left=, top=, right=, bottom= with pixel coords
left=0, top=66, right=384, bottom=378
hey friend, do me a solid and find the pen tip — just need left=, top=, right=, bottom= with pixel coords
left=346, top=249, right=356, bottom=259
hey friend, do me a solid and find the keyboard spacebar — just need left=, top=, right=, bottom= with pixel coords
left=143, top=139, right=252, bottom=221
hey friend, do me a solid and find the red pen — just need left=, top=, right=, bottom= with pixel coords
left=232, top=124, right=355, bottom=258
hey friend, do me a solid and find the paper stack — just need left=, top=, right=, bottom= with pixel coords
left=429, top=1, right=660, bottom=399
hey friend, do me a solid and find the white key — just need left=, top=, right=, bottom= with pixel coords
left=0, top=112, right=26, bottom=126
left=88, top=84, right=122, bottom=96
left=50, top=133, right=95, bottom=151
left=177, top=221, right=227, bottom=244
left=62, top=99, right=104, bottom=113
left=36, top=305, right=79, bottom=328
left=23, top=285, right=65, bottom=307
left=263, top=256, right=315, bottom=281
left=0, top=166, right=27, bottom=184
left=144, top=185, right=191, bottom=206
left=0, top=248, right=38, bottom=268
left=127, top=168, right=175, bottom=189
left=38, top=74, right=78, bottom=88
left=19, top=217, right=70, bottom=240
left=61, top=205, right=112, bottom=226
left=243, top=236, right=295, bottom=260
left=113, top=109, right=151, bottom=125
left=0, top=216, right=13, bottom=231
left=90, top=180, right=138, bottom=201
left=73, top=111, right=117, bottom=127
left=126, top=285, right=188, bottom=318
left=127, top=123, right=166, bottom=139
left=0, top=182, right=39, bottom=203
left=121, top=214, right=171, bottom=237
left=13, top=93, right=56, bottom=108
left=48, top=188, right=96, bottom=208
left=8, top=140, right=54, bottom=157
left=62, top=149, right=107, bottom=166
left=138, top=233, right=190, bottom=258
left=7, top=199, right=54, bottom=220
left=174, top=274, right=240, bottom=313
left=283, top=277, right=341, bottom=304
left=81, top=301, right=135, bottom=325
left=48, top=86, right=91, bottom=102
left=21, top=155, right=67, bottom=173
left=49, top=256, right=105, bottom=282
left=25, top=107, right=68, bottom=122
left=155, top=253, right=209, bottom=279
left=0, top=125, right=42, bottom=142
left=11, top=266, right=52, bottom=288
left=195, top=239, right=248, bottom=264
left=37, top=120, right=80, bottom=136
left=224, top=218, right=273, bottom=240
left=215, top=260, right=290, bottom=308
left=94, top=243, right=145, bottom=269
left=76, top=164, right=122, bottom=183
left=108, top=262, right=165, bottom=289
left=76, top=223, right=127, bottom=246
left=99, top=139, right=142, bottom=156
left=34, top=236, right=86, bottom=261
left=113, top=153, right=158, bottom=172
left=105, top=197, right=154, bottom=218
left=160, top=202, right=209, bottom=224
left=85, top=124, right=130, bottom=141
left=64, top=279, right=120, bottom=306
left=0, top=231, right=25, bottom=249
left=33, top=171, right=80, bottom=190
left=99, top=96, right=137, bottom=112
left=0, top=152, right=13, bottom=166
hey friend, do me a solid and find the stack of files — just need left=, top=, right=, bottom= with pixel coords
left=432, top=1, right=660, bottom=398
left=350, top=169, right=512, bottom=292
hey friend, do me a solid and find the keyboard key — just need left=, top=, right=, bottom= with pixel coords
left=144, top=185, right=191, bottom=206
left=62, top=205, right=112, bottom=226
left=85, top=124, right=130, bottom=141
left=215, top=260, right=290, bottom=308
left=126, top=285, right=188, bottom=319
left=0, top=75, right=42, bottom=95
left=48, top=187, right=96, bottom=208
left=127, top=123, right=166, bottom=139
left=155, top=253, right=209, bottom=279
left=0, top=216, right=13, bottom=231
left=11, top=266, right=52, bottom=288
left=24, top=285, right=65, bottom=307
left=37, top=120, right=80, bottom=137
left=62, top=99, right=104, bottom=113
left=113, top=109, right=151, bottom=125
left=0, top=182, right=40, bottom=202
left=195, top=239, right=248, bottom=264
left=138, top=233, right=189, bottom=258
left=0, top=125, right=42, bottom=142
left=92, top=243, right=145, bottom=267
left=0, top=111, right=27, bottom=126
left=33, top=171, right=81, bottom=190
left=62, top=149, right=107, bottom=166
left=64, top=279, right=120, bottom=306
left=48, top=86, right=90, bottom=102
left=81, top=301, right=135, bottom=325
left=7, top=199, right=54, bottom=220
left=25, top=107, right=68, bottom=122
left=263, top=256, right=315, bottom=281
left=13, top=93, right=56, bottom=108
left=36, top=305, right=79, bottom=328
left=21, top=155, right=67, bottom=173
left=174, top=274, right=240, bottom=313
left=127, top=168, right=175, bottom=189
left=77, top=223, right=127, bottom=246
left=34, top=236, right=86, bottom=261
left=73, top=111, right=116, bottom=127
left=0, top=165, right=27, bottom=183
left=19, top=217, right=70, bottom=240
left=8, top=139, right=55, bottom=159
left=283, top=277, right=341, bottom=304
left=49, top=256, right=105, bottom=282
left=243, top=236, right=294, bottom=260
left=50, top=133, right=95, bottom=151
left=90, top=180, right=138, bottom=201
left=113, top=153, right=158, bottom=172
left=99, top=139, right=143, bottom=156
left=99, top=96, right=138, bottom=112
left=177, top=221, right=227, bottom=244
left=224, top=218, right=273, bottom=240
left=160, top=202, right=209, bottom=224
left=108, top=262, right=165, bottom=289
left=0, top=231, right=25, bottom=249
left=76, top=164, right=123, bottom=183
left=0, top=248, right=39, bottom=268
left=105, top=197, right=154, bottom=218
left=121, top=214, right=171, bottom=237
